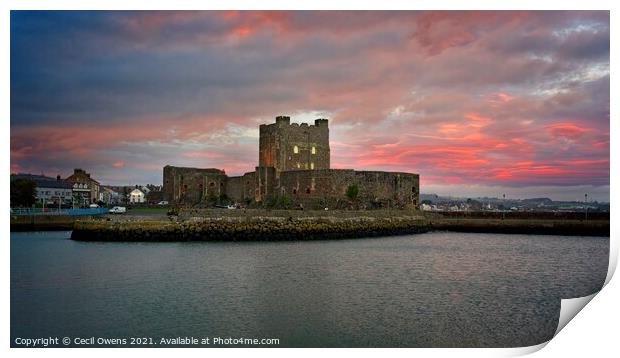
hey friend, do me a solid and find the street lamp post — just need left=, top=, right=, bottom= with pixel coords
left=502, top=193, right=506, bottom=220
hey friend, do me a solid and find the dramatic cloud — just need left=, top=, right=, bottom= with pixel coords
left=10, top=11, right=610, bottom=201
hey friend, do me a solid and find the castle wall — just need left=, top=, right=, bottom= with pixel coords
left=354, top=171, right=419, bottom=207
left=226, top=171, right=256, bottom=203
left=255, top=166, right=276, bottom=202
left=226, top=176, right=244, bottom=202
left=278, top=169, right=419, bottom=209
left=163, top=166, right=227, bottom=204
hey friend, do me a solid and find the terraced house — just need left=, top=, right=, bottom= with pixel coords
left=66, top=168, right=100, bottom=206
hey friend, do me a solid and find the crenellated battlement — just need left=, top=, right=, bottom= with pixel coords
left=268, top=115, right=329, bottom=129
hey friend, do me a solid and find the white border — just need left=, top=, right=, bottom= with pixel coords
left=3, top=1, right=616, bottom=357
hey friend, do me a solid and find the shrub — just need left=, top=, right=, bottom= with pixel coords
left=346, top=184, right=359, bottom=201
left=264, top=196, right=278, bottom=209
left=278, top=194, right=292, bottom=209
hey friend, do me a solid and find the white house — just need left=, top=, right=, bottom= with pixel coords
left=420, top=203, right=432, bottom=211
left=129, top=188, right=146, bottom=203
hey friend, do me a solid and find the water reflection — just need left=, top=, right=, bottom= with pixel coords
left=11, top=231, right=608, bottom=347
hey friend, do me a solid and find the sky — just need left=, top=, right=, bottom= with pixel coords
left=10, top=11, right=610, bottom=201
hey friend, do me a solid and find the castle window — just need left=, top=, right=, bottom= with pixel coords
left=293, top=189, right=297, bottom=195
left=306, top=187, right=311, bottom=194
left=311, top=146, right=316, bottom=154
left=293, top=145, right=299, bottom=154
left=304, top=163, right=308, bottom=169
left=210, top=182, right=215, bottom=187
left=310, top=162, right=314, bottom=170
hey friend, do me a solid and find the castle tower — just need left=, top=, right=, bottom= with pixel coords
left=259, top=115, right=330, bottom=172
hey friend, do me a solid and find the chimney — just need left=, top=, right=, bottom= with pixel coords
left=56, top=175, right=61, bottom=180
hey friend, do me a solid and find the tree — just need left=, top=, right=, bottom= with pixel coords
left=11, top=179, right=37, bottom=207
left=121, top=187, right=130, bottom=205
left=346, top=184, right=359, bottom=201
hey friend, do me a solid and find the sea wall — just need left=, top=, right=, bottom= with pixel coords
left=70, top=216, right=609, bottom=242
left=71, top=217, right=431, bottom=242
left=11, top=215, right=76, bottom=231
left=428, top=218, right=609, bottom=236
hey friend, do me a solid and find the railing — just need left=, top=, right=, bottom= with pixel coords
left=66, top=208, right=110, bottom=216
left=10, top=207, right=109, bottom=216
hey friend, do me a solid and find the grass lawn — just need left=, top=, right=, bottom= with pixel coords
left=127, top=207, right=169, bottom=215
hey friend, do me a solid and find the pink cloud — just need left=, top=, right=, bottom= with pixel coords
left=10, top=11, right=609, bottom=191
left=546, top=122, right=595, bottom=138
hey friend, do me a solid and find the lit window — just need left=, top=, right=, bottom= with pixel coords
left=310, top=162, right=314, bottom=169
left=296, top=163, right=300, bottom=169
left=293, top=145, right=299, bottom=154
left=312, top=146, right=316, bottom=154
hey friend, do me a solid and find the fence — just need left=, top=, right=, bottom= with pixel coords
left=10, top=207, right=109, bottom=216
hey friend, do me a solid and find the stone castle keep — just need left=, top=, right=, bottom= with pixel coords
left=163, top=116, right=420, bottom=209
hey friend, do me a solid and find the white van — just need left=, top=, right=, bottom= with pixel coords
left=109, top=206, right=127, bottom=214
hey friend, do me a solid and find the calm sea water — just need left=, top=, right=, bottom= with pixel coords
left=11, top=231, right=608, bottom=348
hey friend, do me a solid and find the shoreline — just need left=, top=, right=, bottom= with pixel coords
left=67, top=216, right=609, bottom=242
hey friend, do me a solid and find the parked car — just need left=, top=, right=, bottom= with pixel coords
left=109, top=206, right=127, bottom=214
left=89, top=203, right=100, bottom=208
left=214, top=204, right=236, bottom=209
left=157, top=201, right=169, bottom=206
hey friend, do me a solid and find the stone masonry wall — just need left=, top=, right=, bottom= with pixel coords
left=163, top=166, right=227, bottom=205
left=226, top=171, right=256, bottom=203
left=277, top=169, right=419, bottom=209
left=259, top=116, right=329, bottom=173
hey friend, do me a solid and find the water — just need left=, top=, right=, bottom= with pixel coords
left=11, top=231, right=608, bottom=347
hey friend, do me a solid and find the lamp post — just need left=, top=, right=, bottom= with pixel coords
left=584, top=193, right=588, bottom=221
left=502, top=193, right=506, bottom=220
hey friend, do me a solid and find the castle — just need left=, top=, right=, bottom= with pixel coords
left=163, top=116, right=419, bottom=209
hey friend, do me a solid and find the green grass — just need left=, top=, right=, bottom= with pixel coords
left=127, top=207, right=169, bottom=214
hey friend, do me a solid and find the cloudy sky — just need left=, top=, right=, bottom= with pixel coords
left=10, top=11, right=610, bottom=201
